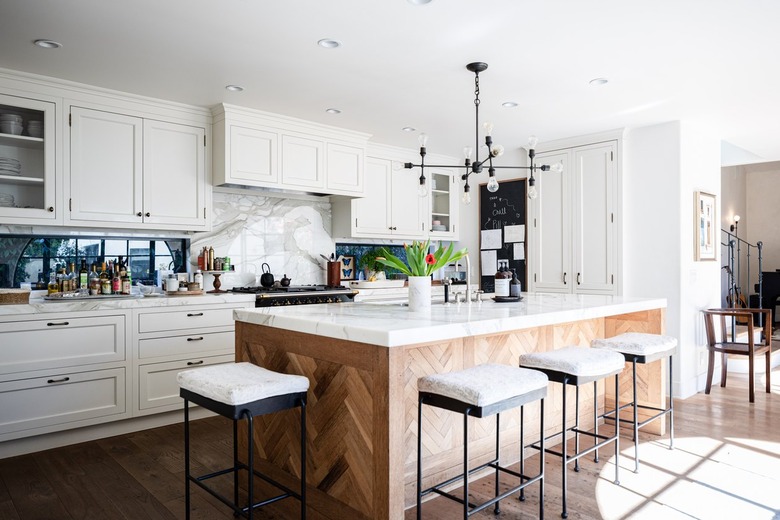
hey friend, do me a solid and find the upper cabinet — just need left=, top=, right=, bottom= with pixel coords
left=66, top=105, right=207, bottom=231
left=212, top=104, right=368, bottom=197
left=0, top=92, right=59, bottom=224
left=531, top=136, right=619, bottom=295
left=427, top=170, right=459, bottom=239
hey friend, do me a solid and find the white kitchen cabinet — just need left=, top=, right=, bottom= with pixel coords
left=532, top=140, right=618, bottom=295
left=133, top=302, right=248, bottom=415
left=212, top=104, right=368, bottom=196
left=0, top=92, right=59, bottom=224
left=333, top=156, right=425, bottom=239
left=0, top=310, right=130, bottom=442
left=67, top=105, right=207, bottom=230
left=281, top=134, right=325, bottom=190
left=428, top=169, right=459, bottom=240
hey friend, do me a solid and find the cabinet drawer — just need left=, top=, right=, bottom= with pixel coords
left=0, top=315, right=126, bottom=376
left=0, top=368, right=126, bottom=436
left=138, top=307, right=237, bottom=333
left=138, top=355, right=233, bottom=412
left=138, top=331, right=234, bottom=360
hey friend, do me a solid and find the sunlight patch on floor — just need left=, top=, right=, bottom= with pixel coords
left=594, top=436, right=780, bottom=520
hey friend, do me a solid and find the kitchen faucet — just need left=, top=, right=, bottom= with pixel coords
left=465, top=254, right=472, bottom=304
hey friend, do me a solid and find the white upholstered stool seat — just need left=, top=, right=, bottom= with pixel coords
left=592, top=333, right=677, bottom=363
left=418, top=364, right=548, bottom=408
left=518, top=346, right=625, bottom=380
left=416, top=363, right=548, bottom=518
left=177, top=361, right=309, bottom=406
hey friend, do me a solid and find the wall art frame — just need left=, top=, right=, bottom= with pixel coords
left=694, top=190, right=717, bottom=261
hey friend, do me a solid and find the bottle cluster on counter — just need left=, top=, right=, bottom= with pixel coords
left=47, top=257, right=133, bottom=296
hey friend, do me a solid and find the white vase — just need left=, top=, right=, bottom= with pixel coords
left=407, top=275, right=432, bottom=311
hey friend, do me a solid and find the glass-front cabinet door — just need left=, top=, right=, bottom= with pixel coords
left=0, top=93, right=57, bottom=223
left=429, top=170, right=458, bottom=240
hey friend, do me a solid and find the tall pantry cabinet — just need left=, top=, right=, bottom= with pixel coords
left=531, top=136, right=619, bottom=295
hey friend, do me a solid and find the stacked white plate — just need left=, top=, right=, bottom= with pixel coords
left=27, top=120, right=43, bottom=138
left=0, top=193, right=15, bottom=207
left=0, top=157, right=21, bottom=176
left=432, top=224, right=447, bottom=231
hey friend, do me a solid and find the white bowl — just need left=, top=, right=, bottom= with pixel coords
left=0, top=114, right=22, bottom=123
left=0, top=122, right=23, bottom=135
left=27, top=126, right=43, bottom=138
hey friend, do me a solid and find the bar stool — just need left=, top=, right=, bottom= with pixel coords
left=592, top=332, right=676, bottom=472
left=177, top=362, right=309, bottom=520
left=518, top=346, right=625, bottom=519
left=417, top=364, right=548, bottom=519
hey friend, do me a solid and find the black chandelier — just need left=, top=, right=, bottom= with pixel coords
left=404, top=62, right=562, bottom=204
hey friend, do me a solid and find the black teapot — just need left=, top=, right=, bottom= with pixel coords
left=260, top=262, right=274, bottom=288
left=280, top=274, right=291, bottom=287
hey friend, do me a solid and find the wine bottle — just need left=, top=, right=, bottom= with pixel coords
left=89, top=263, right=100, bottom=295
left=79, top=260, right=88, bottom=289
left=112, top=263, right=121, bottom=294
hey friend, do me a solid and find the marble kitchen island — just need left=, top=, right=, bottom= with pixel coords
left=233, top=293, right=668, bottom=520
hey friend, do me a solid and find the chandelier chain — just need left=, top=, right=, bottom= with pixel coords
left=474, top=74, right=480, bottom=106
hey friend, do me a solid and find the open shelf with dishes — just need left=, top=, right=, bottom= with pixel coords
left=0, top=94, right=56, bottom=221
left=428, top=171, right=458, bottom=238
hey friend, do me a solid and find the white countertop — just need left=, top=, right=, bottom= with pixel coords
left=0, top=292, right=256, bottom=316
left=234, top=292, right=667, bottom=347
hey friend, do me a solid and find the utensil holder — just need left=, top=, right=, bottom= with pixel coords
left=327, top=261, right=341, bottom=287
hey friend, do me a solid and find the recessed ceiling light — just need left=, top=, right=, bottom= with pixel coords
left=33, top=39, right=62, bottom=49
left=325, top=108, right=341, bottom=114
left=589, top=78, right=608, bottom=86
left=408, top=0, right=433, bottom=4
left=501, top=101, right=518, bottom=108
left=225, top=85, right=244, bottom=92
left=402, top=127, right=416, bottom=132
left=318, top=39, right=342, bottom=49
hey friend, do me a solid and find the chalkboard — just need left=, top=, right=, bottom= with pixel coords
left=479, top=179, right=527, bottom=292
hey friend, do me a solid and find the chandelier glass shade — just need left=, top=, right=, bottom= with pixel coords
left=404, top=62, right=563, bottom=204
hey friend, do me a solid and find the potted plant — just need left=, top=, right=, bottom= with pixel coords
left=358, top=248, right=387, bottom=281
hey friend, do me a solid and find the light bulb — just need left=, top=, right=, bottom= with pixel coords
left=528, top=135, right=539, bottom=149
left=391, top=160, right=404, bottom=171
left=418, top=182, right=428, bottom=197
left=487, top=176, right=499, bottom=193
left=463, top=146, right=473, bottom=159
left=462, top=190, right=472, bottom=205
left=551, top=162, right=564, bottom=173
left=482, top=121, right=494, bottom=136
left=418, top=133, right=429, bottom=147
left=527, top=185, right=538, bottom=200
left=490, top=144, right=505, bottom=157
left=734, top=215, right=741, bottom=223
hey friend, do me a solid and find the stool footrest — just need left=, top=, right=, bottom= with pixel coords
left=421, top=458, right=498, bottom=497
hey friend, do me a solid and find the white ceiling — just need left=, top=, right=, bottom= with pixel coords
left=2, top=0, right=779, bottom=163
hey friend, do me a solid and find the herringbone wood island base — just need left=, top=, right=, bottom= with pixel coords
left=235, top=307, right=666, bottom=519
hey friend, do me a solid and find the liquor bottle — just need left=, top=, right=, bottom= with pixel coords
left=57, top=267, right=67, bottom=293
left=79, top=260, right=88, bottom=289
left=68, top=262, right=77, bottom=291
left=112, top=263, right=121, bottom=294
left=47, top=272, right=58, bottom=295
left=88, top=263, right=100, bottom=295
left=99, top=261, right=109, bottom=284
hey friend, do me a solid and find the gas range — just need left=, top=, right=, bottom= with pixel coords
left=230, top=285, right=357, bottom=307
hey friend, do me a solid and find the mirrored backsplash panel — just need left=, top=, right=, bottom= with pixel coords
left=0, top=234, right=189, bottom=289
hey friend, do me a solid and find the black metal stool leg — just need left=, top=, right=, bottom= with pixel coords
left=519, top=405, right=525, bottom=502
left=669, top=355, right=674, bottom=450
left=463, top=407, right=471, bottom=520
left=494, top=413, right=500, bottom=514
left=614, top=374, right=620, bottom=486
left=184, top=399, right=191, bottom=520
left=233, top=417, right=239, bottom=509
left=300, top=398, right=307, bottom=520
left=417, top=395, right=423, bottom=520
left=561, top=379, right=568, bottom=519
left=573, top=385, right=580, bottom=472
left=245, top=410, right=254, bottom=520
left=593, top=380, right=599, bottom=463
left=539, top=398, right=545, bottom=520
left=632, top=358, right=639, bottom=473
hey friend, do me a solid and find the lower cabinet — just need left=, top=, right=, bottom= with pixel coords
left=0, top=367, right=127, bottom=441
left=138, top=354, right=233, bottom=412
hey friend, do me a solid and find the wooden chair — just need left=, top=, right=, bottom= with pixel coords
left=702, top=308, right=772, bottom=403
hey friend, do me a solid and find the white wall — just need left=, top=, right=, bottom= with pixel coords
left=720, top=165, right=747, bottom=304
left=624, top=121, right=721, bottom=399
left=746, top=163, right=780, bottom=270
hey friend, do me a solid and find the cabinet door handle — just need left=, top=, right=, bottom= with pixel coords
left=47, top=377, right=70, bottom=384
left=187, top=312, right=204, bottom=317
left=186, top=337, right=204, bottom=342
left=145, top=212, right=151, bottom=217
left=46, top=321, right=69, bottom=327
left=48, top=206, right=54, bottom=212
left=577, top=273, right=581, bottom=285
left=137, top=212, right=142, bottom=217
left=186, top=360, right=204, bottom=366
left=563, top=273, right=567, bottom=285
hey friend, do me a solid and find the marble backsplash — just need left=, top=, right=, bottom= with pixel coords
left=191, top=190, right=335, bottom=288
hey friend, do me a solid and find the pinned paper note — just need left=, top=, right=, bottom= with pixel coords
left=481, top=229, right=502, bottom=250
left=513, top=243, right=525, bottom=261
left=480, top=250, right=497, bottom=275
left=504, top=224, right=525, bottom=243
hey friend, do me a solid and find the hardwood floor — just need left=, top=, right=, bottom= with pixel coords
left=0, top=368, right=777, bottom=520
